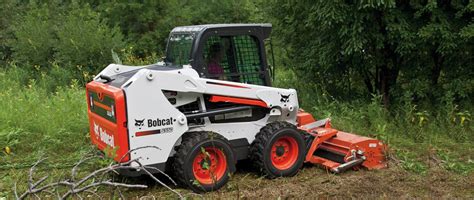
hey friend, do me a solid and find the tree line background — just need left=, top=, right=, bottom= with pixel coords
left=0, top=0, right=472, bottom=129
left=0, top=1, right=473, bottom=191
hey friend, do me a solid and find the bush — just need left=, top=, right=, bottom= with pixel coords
left=8, top=3, right=57, bottom=67
left=8, top=2, right=124, bottom=76
left=0, top=66, right=88, bottom=159
left=55, top=3, right=124, bottom=74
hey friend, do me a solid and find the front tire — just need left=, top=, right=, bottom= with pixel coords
left=250, top=121, right=306, bottom=178
left=173, top=132, right=236, bottom=193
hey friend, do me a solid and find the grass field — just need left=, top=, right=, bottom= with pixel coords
left=0, top=66, right=473, bottom=199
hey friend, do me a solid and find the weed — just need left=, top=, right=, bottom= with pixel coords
left=436, top=149, right=474, bottom=175
left=393, top=148, right=428, bottom=174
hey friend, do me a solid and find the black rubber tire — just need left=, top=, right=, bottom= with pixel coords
left=172, top=132, right=236, bottom=193
left=250, top=121, right=306, bottom=178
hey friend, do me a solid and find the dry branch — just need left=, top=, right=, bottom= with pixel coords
left=14, top=146, right=183, bottom=200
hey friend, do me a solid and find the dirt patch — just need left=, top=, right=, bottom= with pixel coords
left=124, top=161, right=473, bottom=199
left=212, top=167, right=471, bottom=199
left=4, top=161, right=472, bottom=199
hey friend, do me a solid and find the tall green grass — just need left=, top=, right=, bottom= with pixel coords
left=0, top=62, right=472, bottom=199
left=274, top=68, right=473, bottom=174
left=0, top=66, right=90, bottom=167
left=0, top=52, right=158, bottom=167
left=0, top=64, right=472, bottom=175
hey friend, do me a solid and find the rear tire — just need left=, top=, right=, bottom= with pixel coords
left=172, top=132, right=236, bottom=193
left=250, top=121, right=305, bottom=178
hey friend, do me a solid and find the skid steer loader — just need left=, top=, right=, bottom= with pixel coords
left=86, top=24, right=387, bottom=192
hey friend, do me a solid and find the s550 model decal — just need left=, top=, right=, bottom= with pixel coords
left=135, top=127, right=173, bottom=137
left=93, top=122, right=115, bottom=148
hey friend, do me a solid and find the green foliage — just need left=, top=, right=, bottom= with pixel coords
left=118, top=47, right=159, bottom=66
left=437, top=149, right=474, bottom=175
left=55, top=3, right=124, bottom=72
left=179, top=0, right=252, bottom=24
left=400, top=158, right=428, bottom=174
left=0, top=66, right=89, bottom=161
left=273, top=67, right=472, bottom=175
left=0, top=0, right=472, bottom=185
left=2, top=0, right=256, bottom=82
left=0, top=1, right=24, bottom=63
left=94, top=0, right=174, bottom=56
left=265, top=0, right=473, bottom=108
left=94, top=0, right=254, bottom=57
left=8, top=3, right=57, bottom=67
left=7, top=1, right=124, bottom=74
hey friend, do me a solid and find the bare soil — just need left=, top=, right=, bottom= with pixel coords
left=127, top=161, right=474, bottom=199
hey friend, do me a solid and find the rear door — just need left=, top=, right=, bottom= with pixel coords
left=86, top=81, right=130, bottom=162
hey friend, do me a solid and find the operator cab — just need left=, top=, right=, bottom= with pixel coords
left=164, top=24, right=273, bottom=86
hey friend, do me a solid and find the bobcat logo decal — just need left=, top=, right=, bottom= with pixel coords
left=280, top=94, right=290, bottom=103
left=135, top=119, right=145, bottom=129
left=93, top=122, right=114, bottom=148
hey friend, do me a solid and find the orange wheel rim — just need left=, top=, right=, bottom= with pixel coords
left=192, top=147, right=227, bottom=185
left=271, top=136, right=299, bottom=170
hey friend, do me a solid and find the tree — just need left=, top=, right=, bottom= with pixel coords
left=8, top=1, right=125, bottom=74
left=0, top=0, right=26, bottom=64
left=55, top=3, right=124, bottom=72
left=93, top=0, right=254, bottom=56
left=92, top=0, right=174, bottom=56
left=265, top=0, right=473, bottom=107
left=8, top=2, right=58, bottom=67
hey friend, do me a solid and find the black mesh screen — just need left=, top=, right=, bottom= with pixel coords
left=203, top=36, right=232, bottom=75
left=233, top=35, right=264, bottom=85
left=203, top=35, right=266, bottom=85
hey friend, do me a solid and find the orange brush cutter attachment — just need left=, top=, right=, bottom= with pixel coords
left=297, top=111, right=387, bottom=173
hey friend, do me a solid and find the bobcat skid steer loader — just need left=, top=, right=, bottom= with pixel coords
left=86, top=24, right=387, bottom=192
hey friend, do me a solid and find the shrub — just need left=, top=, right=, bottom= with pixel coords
left=54, top=3, right=124, bottom=74
left=8, top=2, right=125, bottom=77
left=8, top=3, right=57, bottom=67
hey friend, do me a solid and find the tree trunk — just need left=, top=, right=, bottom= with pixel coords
left=361, top=68, right=375, bottom=94
left=380, top=64, right=390, bottom=107
left=378, top=52, right=400, bottom=108
left=431, top=49, right=443, bottom=85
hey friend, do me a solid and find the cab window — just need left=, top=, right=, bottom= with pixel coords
left=203, top=36, right=233, bottom=80
left=202, top=35, right=265, bottom=85
left=166, top=33, right=194, bottom=66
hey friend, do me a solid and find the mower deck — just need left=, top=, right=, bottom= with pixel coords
left=298, top=114, right=387, bottom=173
